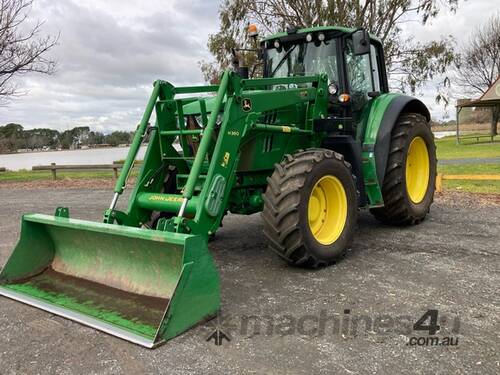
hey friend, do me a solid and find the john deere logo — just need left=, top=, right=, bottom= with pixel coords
left=242, top=98, right=252, bottom=111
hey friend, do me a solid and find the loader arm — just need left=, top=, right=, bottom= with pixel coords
left=114, top=71, right=329, bottom=237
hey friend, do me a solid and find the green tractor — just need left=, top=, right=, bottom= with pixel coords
left=0, top=26, right=436, bottom=347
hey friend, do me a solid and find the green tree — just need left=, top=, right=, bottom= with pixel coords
left=105, top=131, right=133, bottom=147
left=58, top=126, right=90, bottom=149
left=87, top=131, right=105, bottom=145
left=202, top=0, right=457, bottom=95
left=0, top=123, right=24, bottom=152
left=24, top=128, right=60, bottom=149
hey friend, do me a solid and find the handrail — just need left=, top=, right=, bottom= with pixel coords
left=241, top=75, right=320, bottom=89
left=174, top=85, right=219, bottom=94
left=160, top=129, right=203, bottom=136
left=177, top=71, right=230, bottom=216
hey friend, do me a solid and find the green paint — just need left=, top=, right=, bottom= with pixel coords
left=359, top=93, right=400, bottom=206
left=362, top=93, right=399, bottom=144
left=4, top=283, right=157, bottom=338
left=0, top=215, right=220, bottom=345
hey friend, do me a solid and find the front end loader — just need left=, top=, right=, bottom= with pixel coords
left=0, top=26, right=436, bottom=347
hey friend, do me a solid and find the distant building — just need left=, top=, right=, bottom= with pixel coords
left=456, top=76, right=500, bottom=142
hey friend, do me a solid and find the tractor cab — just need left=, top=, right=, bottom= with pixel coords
left=260, top=26, right=389, bottom=135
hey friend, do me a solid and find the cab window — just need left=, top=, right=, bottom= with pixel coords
left=266, top=38, right=340, bottom=87
left=345, top=38, right=373, bottom=111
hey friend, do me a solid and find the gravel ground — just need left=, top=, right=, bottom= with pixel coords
left=0, top=189, right=499, bottom=374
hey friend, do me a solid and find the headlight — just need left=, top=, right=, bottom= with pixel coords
left=318, top=33, right=325, bottom=42
left=273, top=39, right=281, bottom=49
left=328, top=83, right=338, bottom=95
left=339, top=93, right=351, bottom=103
left=306, top=33, right=313, bottom=42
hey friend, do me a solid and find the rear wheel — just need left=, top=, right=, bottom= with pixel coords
left=262, top=149, right=358, bottom=268
left=371, top=113, right=436, bottom=225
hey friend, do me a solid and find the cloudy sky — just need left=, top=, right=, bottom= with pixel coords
left=0, top=0, right=495, bottom=132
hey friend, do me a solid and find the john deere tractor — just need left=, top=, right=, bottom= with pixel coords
left=0, top=26, right=436, bottom=347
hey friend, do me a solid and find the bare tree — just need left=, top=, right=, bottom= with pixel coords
left=454, top=14, right=499, bottom=135
left=0, top=0, right=58, bottom=102
left=455, top=15, right=500, bottom=94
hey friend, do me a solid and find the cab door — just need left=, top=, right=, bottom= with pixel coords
left=342, top=36, right=388, bottom=140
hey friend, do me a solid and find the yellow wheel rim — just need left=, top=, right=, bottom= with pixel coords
left=307, top=175, right=348, bottom=245
left=405, top=136, right=430, bottom=203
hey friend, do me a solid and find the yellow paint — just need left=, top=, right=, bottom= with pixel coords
left=308, top=175, right=347, bottom=245
left=405, top=136, right=430, bottom=203
left=221, top=152, right=230, bottom=167
left=442, top=174, right=500, bottom=180
left=436, top=173, right=500, bottom=193
left=148, top=195, right=183, bottom=202
left=435, top=173, right=443, bottom=193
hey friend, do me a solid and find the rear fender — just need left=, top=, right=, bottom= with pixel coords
left=361, top=94, right=430, bottom=206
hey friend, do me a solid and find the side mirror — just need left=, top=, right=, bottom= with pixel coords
left=352, top=29, right=370, bottom=55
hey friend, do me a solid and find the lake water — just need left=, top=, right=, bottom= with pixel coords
left=0, top=146, right=149, bottom=171
left=434, top=131, right=455, bottom=139
left=1, top=131, right=456, bottom=171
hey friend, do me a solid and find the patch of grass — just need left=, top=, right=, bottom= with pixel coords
left=438, top=163, right=500, bottom=194
left=438, top=163, right=500, bottom=175
left=113, top=159, right=142, bottom=164
left=440, top=180, right=500, bottom=194
left=435, top=136, right=500, bottom=160
left=0, top=169, right=138, bottom=183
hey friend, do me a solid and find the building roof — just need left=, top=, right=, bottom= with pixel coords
left=457, top=76, right=500, bottom=108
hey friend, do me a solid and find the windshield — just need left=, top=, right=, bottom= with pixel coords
left=266, top=39, right=339, bottom=84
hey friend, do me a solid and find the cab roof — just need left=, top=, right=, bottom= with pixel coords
left=261, top=25, right=381, bottom=44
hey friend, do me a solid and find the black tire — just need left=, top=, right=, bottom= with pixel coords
left=370, top=113, right=436, bottom=225
left=262, top=149, right=358, bottom=268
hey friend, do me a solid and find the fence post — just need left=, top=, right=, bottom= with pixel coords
left=113, top=167, right=118, bottom=179
left=435, top=173, right=443, bottom=193
left=51, top=163, right=57, bottom=180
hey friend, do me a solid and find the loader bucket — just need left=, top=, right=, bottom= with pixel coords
left=0, top=214, right=220, bottom=348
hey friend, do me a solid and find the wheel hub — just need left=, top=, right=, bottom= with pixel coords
left=405, top=136, right=430, bottom=203
left=307, top=175, right=347, bottom=245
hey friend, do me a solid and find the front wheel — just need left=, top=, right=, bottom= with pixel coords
left=371, top=113, right=437, bottom=225
left=262, top=149, right=358, bottom=268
